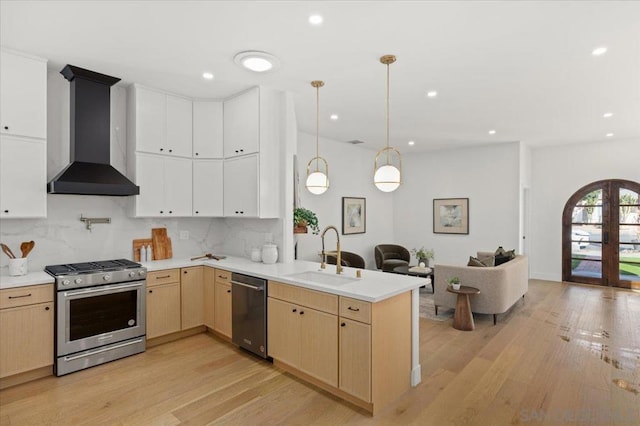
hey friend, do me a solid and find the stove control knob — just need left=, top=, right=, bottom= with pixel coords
left=129, top=271, right=136, bottom=278
left=138, top=270, right=146, bottom=277
left=62, top=279, right=71, bottom=286
left=103, top=274, right=112, bottom=282
left=74, top=278, right=83, bottom=285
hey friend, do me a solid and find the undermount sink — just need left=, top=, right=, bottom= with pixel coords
left=285, top=270, right=357, bottom=286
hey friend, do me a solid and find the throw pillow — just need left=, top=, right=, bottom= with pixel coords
left=467, top=256, right=495, bottom=267
left=494, top=255, right=511, bottom=266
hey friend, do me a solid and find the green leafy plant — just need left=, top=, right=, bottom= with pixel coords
left=294, top=207, right=320, bottom=235
left=411, top=246, right=434, bottom=261
left=448, top=276, right=460, bottom=285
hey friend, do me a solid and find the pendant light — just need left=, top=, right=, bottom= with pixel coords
left=374, top=54, right=402, bottom=192
left=306, top=80, right=329, bottom=195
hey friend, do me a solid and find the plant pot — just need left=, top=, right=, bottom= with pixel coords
left=419, top=258, right=430, bottom=267
left=451, top=283, right=461, bottom=290
left=294, top=224, right=308, bottom=234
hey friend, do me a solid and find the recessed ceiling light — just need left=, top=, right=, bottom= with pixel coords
left=426, top=91, right=438, bottom=98
left=233, top=51, right=280, bottom=73
left=603, top=112, right=613, bottom=118
left=408, top=140, right=415, bottom=146
left=592, top=46, right=608, bottom=56
left=202, top=72, right=214, bottom=80
left=488, top=130, right=496, bottom=135
left=606, top=133, right=614, bottom=137
left=309, top=14, right=323, bottom=25
left=330, top=114, right=339, bottom=120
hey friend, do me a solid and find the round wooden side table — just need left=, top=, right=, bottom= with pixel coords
left=446, top=285, right=481, bottom=331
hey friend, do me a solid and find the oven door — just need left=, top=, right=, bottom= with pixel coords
left=56, top=280, right=146, bottom=356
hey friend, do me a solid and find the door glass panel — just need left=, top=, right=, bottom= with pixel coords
left=571, top=258, right=602, bottom=278
left=618, top=188, right=639, bottom=282
left=573, top=190, right=602, bottom=223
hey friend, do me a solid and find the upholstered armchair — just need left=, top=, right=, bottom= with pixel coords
left=374, top=244, right=410, bottom=272
left=326, top=251, right=366, bottom=269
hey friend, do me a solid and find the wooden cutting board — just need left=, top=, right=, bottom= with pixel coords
left=152, top=228, right=172, bottom=260
left=132, top=238, right=152, bottom=262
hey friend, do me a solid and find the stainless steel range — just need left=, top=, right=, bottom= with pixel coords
left=45, top=259, right=147, bottom=376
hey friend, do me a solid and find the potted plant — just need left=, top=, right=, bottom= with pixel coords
left=448, top=276, right=461, bottom=290
left=293, top=207, right=320, bottom=235
left=411, top=246, right=435, bottom=266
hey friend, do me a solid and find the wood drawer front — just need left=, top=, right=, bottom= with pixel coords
left=146, top=269, right=180, bottom=287
left=215, top=269, right=231, bottom=284
left=269, top=281, right=338, bottom=315
left=339, top=297, right=371, bottom=324
left=0, top=284, right=53, bottom=309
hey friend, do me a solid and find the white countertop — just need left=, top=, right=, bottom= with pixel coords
left=1, top=256, right=426, bottom=302
left=143, top=256, right=426, bottom=303
left=0, top=271, right=54, bottom=289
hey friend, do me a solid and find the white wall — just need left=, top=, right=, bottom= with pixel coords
left=295, top=132, right=395, bottom=269
left=394, top=142, right=522, bottom=266
left=529, top=138, right=640, bottom=281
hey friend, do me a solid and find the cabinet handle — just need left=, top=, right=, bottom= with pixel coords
left=149, top=289, right=153, bottom=293
left=341, top=322, right=346, bottom=327
left=195, top=211, right=199, bottom=214
left=240, top=149, right=244, bottom=153
left=8, top=293, right=32, bottom=299
left=45, top=306, right=50, bottom=311
left=292, top=308, right=297, bottom=313
left=160, top=148, right=164, bottom=152
left=218, top=275, right=228, bottom=280
left=347, top=307, right=360, bottom=312
left=169, top=149, right=173, bottom=153
left=240, top=211, right=244, bottom=214
left=160, top=210, right=164, bottom=214
left=183, top=271, right=188, bottom=274
left=299, top=311, right=304, bottom=315
left=155, top=275, right=171, bottom=279
left=3, top=210, right=8, bottom=213
left=169, top=210, right=173, bottom=214
left=235, top=150, right=239, bottom=153
left=195, top=152, right=199, bottom=156
left=3, top=126, right=8, bottom=130
left=227, top=289, right=231, bottom=293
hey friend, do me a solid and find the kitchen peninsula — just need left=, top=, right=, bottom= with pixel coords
left=0, top=256, right=425, bottom=415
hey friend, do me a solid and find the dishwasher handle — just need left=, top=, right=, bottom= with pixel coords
left=231, top=280, right=264, bottom=291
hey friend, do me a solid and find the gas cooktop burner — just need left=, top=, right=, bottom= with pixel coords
left=45, top=258, right=141, bottom=276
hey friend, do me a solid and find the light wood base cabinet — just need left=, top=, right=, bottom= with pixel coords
left=146, top=282, right=181, bottom=339
left=213, top=269, right=232, bottom=338
left=267, top=281, right=411, bottom=414
left=203, top=267, right=215, bottom=329
left=181, top=266, right=204, bottom=329
left=0, top=284, right=53, bottom=383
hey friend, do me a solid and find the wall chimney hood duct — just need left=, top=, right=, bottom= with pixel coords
left=47, top=65, right=140, bottom=196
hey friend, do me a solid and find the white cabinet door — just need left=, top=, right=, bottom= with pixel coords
left=135, top=87, right=166, bottom=155
left=223, top=87, right=259, bottom=158
left=166, top=95, right=192, bottom=157
left=193, top=160, right=223, bottom=216
left=0, top=49, right=47, bottom=140
left=164, top=157, right=193, bottom=216
left=0, top=136, right=46, bottom=218
left=223, top=154, right=258, bottom=217
left=134, top=154, right=165, bottom=217
left=193, top=101, right=223, bottom=158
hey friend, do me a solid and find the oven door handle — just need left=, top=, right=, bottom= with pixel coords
left=63, top=282, right=144, bottom=297
left=231, top=280, right=264, bottom=291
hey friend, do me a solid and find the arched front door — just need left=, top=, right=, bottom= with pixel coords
left=562, top=179, right=640, bottom=288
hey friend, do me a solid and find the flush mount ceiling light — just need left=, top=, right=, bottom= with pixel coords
left=606, top=133, right=614, bottom=137
left=374, top=54, right=402, bottom=193
left=592, top=46, right=608, bottom=56
left=603, top=112, right=613, bottom=118
left=309, top=14, right=323, bottom=25
left=408, top=140, right=415, bottom=146
left=488, top=130, right=496, bottom=135
left=202, top=72, right=214, bottom=80
left=306, top=80, right=329, bottom=195
left=233, top=51, right=280, bottom=73
left=330, top=114, right=339, bottom=120
left=426, top=91, right=438, bottom=98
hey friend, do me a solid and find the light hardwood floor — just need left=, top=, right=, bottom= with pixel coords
left=1, top=279, right=638, bottom=425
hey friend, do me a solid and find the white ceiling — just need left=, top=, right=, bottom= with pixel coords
left=2, top=1, right=639, bottom=152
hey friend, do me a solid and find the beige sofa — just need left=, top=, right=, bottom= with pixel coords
left=434, top=253, right=528, bottom=324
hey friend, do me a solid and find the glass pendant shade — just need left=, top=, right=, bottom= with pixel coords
left=374, top=165, right=401, bottom=192
left=306, top=171, right=329, bottom=195
left=375, top=54, right=402, bottom=193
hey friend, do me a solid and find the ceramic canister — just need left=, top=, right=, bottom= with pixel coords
left=261, top=243, right=278, bottom=264
left=251, top=247, right=262, bottom=262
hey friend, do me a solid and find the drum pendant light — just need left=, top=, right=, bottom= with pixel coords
left=306, top=80, right=329, bottom=195
left=374, top=54, right=402, bottom=192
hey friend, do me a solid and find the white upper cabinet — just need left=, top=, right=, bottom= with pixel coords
left=129, top=85, right=192, bottom=157
left=166, top=95, right=192, bottom=157
left=0, top=49, right=47, bottom=140
left=131, top=154, right=192, bottom=217
left=224, top=154, right=258, bottom=217
left=0, top=136, right=46, bottom=218
left=223, top=87, right=259, bottom=158
left=193, top=101, right=223, bottom=158
left=193, top=160, right=223, bottom=216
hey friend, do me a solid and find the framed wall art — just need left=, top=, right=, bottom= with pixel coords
left=433, top=198, right=469, bottom=234
left=342, top=197, right=366, bottom=235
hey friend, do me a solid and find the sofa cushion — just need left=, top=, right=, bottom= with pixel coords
left=494, top=246, right=516, bottom=265
left=468, top=255, right=495, bottom=267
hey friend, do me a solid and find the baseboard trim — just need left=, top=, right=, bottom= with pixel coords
left=147, top=326, right=206, bottom=347
left=0, top=365, right=53, bottom=390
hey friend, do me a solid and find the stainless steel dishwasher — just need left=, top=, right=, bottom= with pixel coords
left=231, top=272, right=268, bottom=358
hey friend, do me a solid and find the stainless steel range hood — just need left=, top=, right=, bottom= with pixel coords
left=47, top=65, right=139, bottom=196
